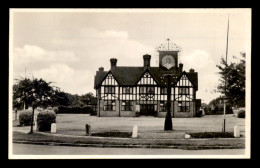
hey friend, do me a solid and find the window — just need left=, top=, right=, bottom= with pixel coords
left=122, top=87, right=133, bottom=94
left=178, top=101, right=190, bottom=112
left=104, top=86, right=115, bottom=94
left=122, top=100, right=133, bottom=111
left=160, top=87, right=167, bottom=95
left=179, top=87, right=189, bottom=95
left=140, top=86, right=155, bottom=95
left=104, top=100, right=116, bottom=111
left=159, top=101, right=166, bottom=112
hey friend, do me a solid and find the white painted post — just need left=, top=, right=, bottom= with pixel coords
left=51, top=123, right=56, bottom=133
left=234, top=126, right=240, bottom=138
left=132, top=125, right=138, bottom=138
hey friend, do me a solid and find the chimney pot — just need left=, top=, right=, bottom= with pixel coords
left=189, top=68, right=195, bottom=73
left=143, top=54, right=151, bottom=67
left=179, top=63, right=183, bottom=72
left=99, top=67, right=104, bottom=71
left=110, top=58, right=117, bottom=70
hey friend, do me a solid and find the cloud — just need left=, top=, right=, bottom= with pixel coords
left=32, top=63, right=95, bottom=94
left=14, top=45, right=79, bottom=65
left=182, top=49, right=221, bottom=103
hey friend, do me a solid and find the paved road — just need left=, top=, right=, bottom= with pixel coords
left=12, top=143, right=245, bottom=156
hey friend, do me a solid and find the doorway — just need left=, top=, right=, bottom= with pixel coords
left=140, top=104, right=155, bottom=116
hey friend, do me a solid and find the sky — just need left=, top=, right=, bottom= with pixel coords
left=10, top=9, right=251, bottom=104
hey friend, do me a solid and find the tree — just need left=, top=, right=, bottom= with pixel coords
left=216, top=52, right=245, bottom=107
left=13, top=78, right=56, bottom=134
left=80, top=92, right=95, bottom=105
left=13, top=78, right=32, bottom=110
left=52, top=90, right=69, bottom=106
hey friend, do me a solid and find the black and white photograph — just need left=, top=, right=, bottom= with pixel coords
left=8, top=8, right=251, bottom=159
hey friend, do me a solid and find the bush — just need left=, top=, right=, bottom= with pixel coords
left=37, top=110, right=56, bottom=132
left=19, top=110, right=32, bottom=126
left=57, top=106, right=93, bottom=114
left=53, top=107, right=59, bottom=114
left=237, top=110, right=245, bottom=118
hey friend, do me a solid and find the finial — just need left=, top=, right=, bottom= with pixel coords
left=167, top=38, right=170, bottom=50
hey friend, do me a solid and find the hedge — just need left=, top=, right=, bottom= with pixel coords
left=37, top=110, right=56, bottom=131
left=57, top=106, right=93, bottom=114
left=190, top=132, right=234, bottom=138
left=19, top=110, right=33, bottom=126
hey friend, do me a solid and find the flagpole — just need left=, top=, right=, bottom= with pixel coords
left=223, top=14, right=229, bottom=132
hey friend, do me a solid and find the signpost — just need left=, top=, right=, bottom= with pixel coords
left=158, top=39, right=182, bottom=131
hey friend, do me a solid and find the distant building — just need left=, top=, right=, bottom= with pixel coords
left=94, top=47, right=200, bottom=117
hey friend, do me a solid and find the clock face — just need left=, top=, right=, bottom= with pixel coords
left=162, top=55, right=175, bottom=70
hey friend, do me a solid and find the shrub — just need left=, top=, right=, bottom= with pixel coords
left=237, top=110, right=245, bottom=118
left=19, top=110, right=32, bottom=126
left=53, top=107, right=59, bottom=114
left=37, top=111, right=56, bottom=132
left=57, top=106, right=93, bottom=114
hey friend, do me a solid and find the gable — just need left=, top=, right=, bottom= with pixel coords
left=175, top=73, right=193, bottom=87
left=101, top=72, right=119, bottom=86
left=137, top=72, right=157, bottom=85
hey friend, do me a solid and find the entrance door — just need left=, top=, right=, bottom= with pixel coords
left=140, top=105, right=154, bottom=116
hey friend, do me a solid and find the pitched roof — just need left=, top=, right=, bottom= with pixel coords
left=94, top=66, right=198, bottom=90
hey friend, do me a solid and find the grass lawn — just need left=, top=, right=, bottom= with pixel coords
left=13, top=114, right=245, bottom=137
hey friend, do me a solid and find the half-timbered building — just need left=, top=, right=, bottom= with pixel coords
left=94, top=51, right=200, bottom=118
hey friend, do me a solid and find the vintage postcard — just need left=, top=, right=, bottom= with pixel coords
left=9, top=8, right=251, bottom=159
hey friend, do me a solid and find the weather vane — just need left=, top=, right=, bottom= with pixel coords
left=157, top=38, right=183, bottom=56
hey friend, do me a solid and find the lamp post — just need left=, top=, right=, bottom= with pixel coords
left=164, top=74, right=173, bottom=130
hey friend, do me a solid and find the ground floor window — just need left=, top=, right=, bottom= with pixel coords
left=159, top=101, right=166, bottom=112
left=104, top=100, right=116, bottom=111
left=122, top=100, right=133, bottom=111
left=178, top=101, right=190, bottom=112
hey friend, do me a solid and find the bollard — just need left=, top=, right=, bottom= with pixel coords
left=132, top=125, right=138, bottom=138
left=86, top=124, right=91, bottom=136
left=51, top=123, right=56, bottom=133
left=234, top=126, right=240, bottom=138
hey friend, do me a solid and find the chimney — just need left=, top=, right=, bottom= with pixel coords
left=110, top=58, right=117, bottom=70
left=189, top=68, right=195, bottom=73
left=99, top=67, right=104, bottom=71
left=179, top=63, right=183, bottom=72
left=143, top=54, right=151, bottom=68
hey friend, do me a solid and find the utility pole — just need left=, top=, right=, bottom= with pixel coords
left=223, top=14, right=229, bottom=132
left=24, top=67, right=26, bottom=110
